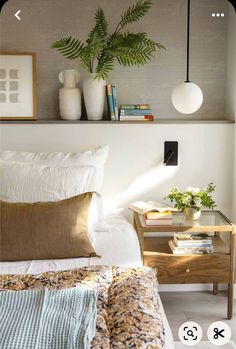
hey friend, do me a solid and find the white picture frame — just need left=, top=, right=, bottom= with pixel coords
left=0, top=53, right=36, bottom=120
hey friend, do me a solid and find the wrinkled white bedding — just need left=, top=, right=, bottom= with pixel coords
left=0, top=212, right=174, bottom=349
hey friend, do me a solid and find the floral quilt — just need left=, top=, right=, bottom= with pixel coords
left=0, top=266, right=165, bottom=349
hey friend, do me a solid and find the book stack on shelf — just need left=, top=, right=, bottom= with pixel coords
left=144, top=210, right=173, bottom=226
left=129, top=201, right=177, bottom=226
left=169, top=233, right=214, bottom=255
left=106, top=84, right=119, bottom=121
left=120, top=104, right=154, bottom=122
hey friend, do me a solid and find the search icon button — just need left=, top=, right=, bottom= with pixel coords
left=187, top=329, right=194, bottom=337
left=178, top=321, right=202, bottom=346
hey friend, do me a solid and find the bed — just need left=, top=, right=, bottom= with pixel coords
left=0, top=146, right=174, bottom=349
left=0, top=212, right=174, bottom=349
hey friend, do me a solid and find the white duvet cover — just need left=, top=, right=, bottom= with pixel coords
left=0, top=212, right=174, bottom=349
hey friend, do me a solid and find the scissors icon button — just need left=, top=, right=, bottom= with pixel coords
left=213, top=327, right=225, bottom=339
left=208, top=322, right=231, bottom=345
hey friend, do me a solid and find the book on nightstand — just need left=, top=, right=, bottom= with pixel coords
left=144, top=211, right=173, bottom=226
left=129, top=201, right=177, bottom=215
left=139, top=215, right=173, bottom=226
left=168, top=239, right=214, bottom=255
left=129, top=201, right=177, bottom=226
left=174, top=233, right=213, bottom=248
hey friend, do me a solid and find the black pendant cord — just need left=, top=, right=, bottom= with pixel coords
left=186, top=0, right=190, bottom=83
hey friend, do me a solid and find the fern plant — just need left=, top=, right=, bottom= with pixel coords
left=52, top=0, right=164, bottom=80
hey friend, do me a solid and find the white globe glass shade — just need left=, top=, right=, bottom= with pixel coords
left=172, top=82, right=203, bottom=114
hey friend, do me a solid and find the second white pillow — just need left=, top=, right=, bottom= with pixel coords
left=0, top=160, right=109, bottom=232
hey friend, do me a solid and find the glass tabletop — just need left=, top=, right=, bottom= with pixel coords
left=172, top=211, right=231, bottom=227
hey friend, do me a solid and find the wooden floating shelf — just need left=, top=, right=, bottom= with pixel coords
left=1, top=119, right=234, bottom=125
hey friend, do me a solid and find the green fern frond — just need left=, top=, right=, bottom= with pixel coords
left=133, top=32, right=165, bottom=51
left=86, top=8, right=108, bottom=45
left=95, top=52, right=115, bottom=80
left=118, top=0, right=152, bottom=31
left=95, top=7, right=108, bottom=39
left=108, top=32, right=164, bottom=67
left=87, top=26, right=98, bottom=45
left=81, top=37, right=104, bottom=72
left=84, top=37, right=103, bottom=58
left=52, top=37, right=84, bottom=60
left=51, top=1, right=165, bottom=79
left=119, top=32, right=164, bottom=51
left=116, top=48, right=149, bottom=66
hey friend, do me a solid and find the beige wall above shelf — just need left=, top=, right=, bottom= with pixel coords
left=1, top=0, right=235, bottom=122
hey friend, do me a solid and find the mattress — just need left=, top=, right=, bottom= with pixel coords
left=0, top=212, right=174, bottom=349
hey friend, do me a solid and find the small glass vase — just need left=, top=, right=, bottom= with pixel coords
left=184, top=208, right=201, bottom=221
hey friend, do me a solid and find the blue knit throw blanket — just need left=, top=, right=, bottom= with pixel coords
left=0, top=287, right=97, bottom=349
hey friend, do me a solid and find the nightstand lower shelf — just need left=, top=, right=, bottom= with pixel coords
left=144, top=236, right=230, bottom=284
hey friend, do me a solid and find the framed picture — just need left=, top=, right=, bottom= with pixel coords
left=0, top=52, right=36, bottom=120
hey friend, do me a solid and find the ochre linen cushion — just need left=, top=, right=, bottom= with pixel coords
left=0, top=193, right=96, bottom=262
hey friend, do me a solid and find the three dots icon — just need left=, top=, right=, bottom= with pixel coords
left=212, top=13, right=225, bottom=17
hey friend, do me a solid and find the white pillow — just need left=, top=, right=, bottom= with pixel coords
left=0, top=145, right=109, bottom=194
left=0, top=145, right=109, bottom=232
left=0, top=144, right=109, bottom=162
left=0, top=145, right=109, bottom=165
left=0, top=160, right=109, bottom=232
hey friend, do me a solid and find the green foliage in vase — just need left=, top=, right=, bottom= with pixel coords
left=165, top=183, right=217, bottom=212
left=52, top=0, right=164, bottom=80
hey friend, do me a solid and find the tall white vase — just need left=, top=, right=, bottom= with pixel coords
left=59, top=69, right=81, bottom=120
left=83, top=74, right=106, bottom=120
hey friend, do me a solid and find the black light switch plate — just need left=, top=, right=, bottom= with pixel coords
left=164, top=141, right=178, bottom=166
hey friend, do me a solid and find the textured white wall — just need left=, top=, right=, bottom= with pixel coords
left=1, top=123, right=234, bottom=220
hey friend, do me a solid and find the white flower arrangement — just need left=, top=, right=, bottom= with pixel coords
left=165, top=183, right=216, bottom=212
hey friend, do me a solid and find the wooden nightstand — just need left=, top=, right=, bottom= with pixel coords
left=133, top=210, right=235, bottom=319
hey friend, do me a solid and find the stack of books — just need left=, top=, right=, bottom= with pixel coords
left=106, top=84, right=119, bottom=120
left=120, top=104, right=154, bottom=121
left=144, top=211, right=173, bottom=226
left=169, top=233, right=214, bottom=255
left=128, top=201, right=177, bottom=226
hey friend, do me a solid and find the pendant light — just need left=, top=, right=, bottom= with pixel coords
left=172, top=0, right=203, bottom=114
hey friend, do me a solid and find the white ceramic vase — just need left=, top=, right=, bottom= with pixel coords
left=59, top=69, right=81, bottom=120
left=184, top=208, right=201, bottom=221
left=83, top=74, right=106, bottom=120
